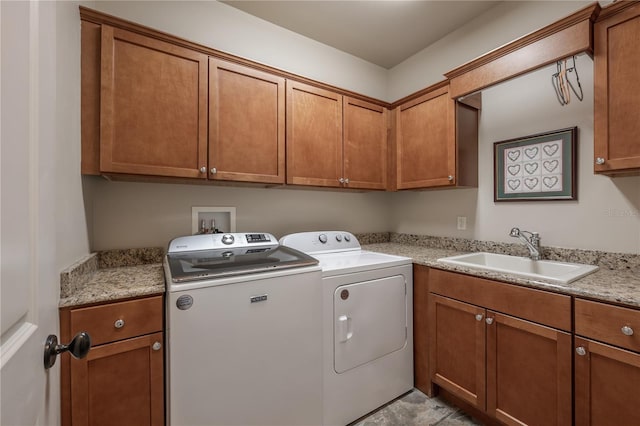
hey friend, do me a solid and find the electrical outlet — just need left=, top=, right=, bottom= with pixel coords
left=457, top=216, right=467, bottom=230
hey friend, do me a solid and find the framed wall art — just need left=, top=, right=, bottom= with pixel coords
left=494, top=127, right=577, bottom=201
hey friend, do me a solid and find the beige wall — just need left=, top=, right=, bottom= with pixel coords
left=86, top=178, right=392, bottom=250
left=77, top=1, right=640, bottom=255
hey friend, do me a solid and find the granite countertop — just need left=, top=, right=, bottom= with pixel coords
left=59, top=249, right=165, bottom=308
left=363, top=242, right=640, bottom=309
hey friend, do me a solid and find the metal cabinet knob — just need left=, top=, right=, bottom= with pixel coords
left=448, top=175, right=454, bottom=182
left=199, top=166, right=206, bottom=173
left=576, top=346, right=587, bottom=356
left=485, top=317, right=494, bottom=325
left=152, top=341, right=162, bottom=351
left=210, top=167, right=217, bottom=174
left=622, top=325, right=634, bottom=336
left=344, top=178, right=350, bottom=184
left=595, top=157, right=605, bottom=165
left=114, top=319, right=125, bottom=329
left=338, top=178, right=345, bottom=184
left=475, top=314, right=484, bottom=321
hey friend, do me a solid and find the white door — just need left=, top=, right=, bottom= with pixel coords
left=1, top=1, right=60, bottom=425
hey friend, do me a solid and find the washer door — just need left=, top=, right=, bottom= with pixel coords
left=334, top=275, right=407, bottom=374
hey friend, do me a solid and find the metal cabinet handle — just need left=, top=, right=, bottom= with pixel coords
left=199, top=166, right=206, bottom=173
left=114, top=319, right=125, bottom=329
left=475, top=314, right=484, bottom=321
left=152, top=341, right=162, bottom=351
left=622, top=325, right=634, bottom=336
left=210, top=167, right=217, bottom=174
left=344, top=178, right=349, bottom=184
left=485, top=317, right=494, bottom=325
left=595, top=157, right=605, bottom=165
left=44, top=332, right=92, bottom=369
left=338, top=177, right=345, bottom=184
left=448, top=175, right=454, bottom=182
left=576, top=346, right=587, bottom=356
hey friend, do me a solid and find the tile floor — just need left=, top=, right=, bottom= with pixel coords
left=352, top=389, right=480, bottom=426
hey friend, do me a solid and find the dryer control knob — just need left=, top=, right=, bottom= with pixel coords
left=318, top=234, right=328, bottom=244
left=344, top=234, right=351, bottom=242
left=222, top=234, right=235, bottom=245
left=335, top=234, right=343, bottom=242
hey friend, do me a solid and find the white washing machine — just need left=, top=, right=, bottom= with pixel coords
left=164, top=233, right=323, bottom=426
left=280, top=231, right=414, bottom=426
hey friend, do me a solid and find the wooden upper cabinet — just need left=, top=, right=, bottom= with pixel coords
left=100, top=25, right=208, bottom=178
left=209, top=59, right=285, bottom=184
left=594, top=2, right=640, bottom=176
left=343, top=97, right=388, bottom=190
left=286, top=81, right=343, bottom=187
left=395, top=84, right=457, bottom=190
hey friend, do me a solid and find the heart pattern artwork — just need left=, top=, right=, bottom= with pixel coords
left=503, top=139, right=563, bottom=194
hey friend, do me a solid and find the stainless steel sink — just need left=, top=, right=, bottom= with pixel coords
left=437, top=252, right=599, bottom=284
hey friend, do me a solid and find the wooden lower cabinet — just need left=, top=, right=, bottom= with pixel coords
left=60, top=296, right=164, bottom=426
left=428, top=270, right=572, bottom=426
left=575, top=337, right=640, bottom=426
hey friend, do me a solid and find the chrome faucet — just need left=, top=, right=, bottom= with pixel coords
left=509, top=227, right=541, bottom=260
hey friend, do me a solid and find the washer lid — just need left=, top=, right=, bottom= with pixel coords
left=166, top=245, right=318, bottom=283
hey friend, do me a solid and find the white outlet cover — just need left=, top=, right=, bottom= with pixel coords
left=457, top=216, right=467, bottom=230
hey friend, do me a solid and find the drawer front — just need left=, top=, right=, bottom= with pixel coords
left=429, top=269, right=571, bottom=331
left=575, top=298, right=640, bottom=352
left=70, top=296, right=163, bottom=346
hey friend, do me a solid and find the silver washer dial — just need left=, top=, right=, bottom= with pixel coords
left=335, top=234, right=343, bottom=242
left=319, top=234, right=328, bottom=244
left=222, top=234, right=235, bottom=245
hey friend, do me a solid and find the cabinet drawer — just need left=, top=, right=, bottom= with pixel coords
left=70, top=296, right=163, bottom=346
left=429, top=269, right=571, bottom=331
left=575, top=298, right=640, bottom=352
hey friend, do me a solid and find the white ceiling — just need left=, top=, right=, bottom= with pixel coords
left=222, top=1, right=500, bottom=69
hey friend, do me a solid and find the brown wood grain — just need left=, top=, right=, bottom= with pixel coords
left=100, top=25, right=208, bottom=178
left=429, top=269, right=572, bottom=331
left=69, top=296, right=163, bottom=346
left=413, top=265, right=432, bottom=396
left=575, top=337, right=640, bottom=426
left=70, top=332, right=164, bottom=426
left=594, top=2, right=640, bottom=175
left=395, top=85, right=456, bottom=189
left=429, top=294, right=486, bottom=410
left=575, top=298, right=640, bottom=352
left=285, top=81, right=343, bottom=187
left=486, top=312, right=572, bottom=426
left=209, top=58, right=285, bottom=184
left=81, top=21, right=101, bottom=175
left=343, top=97, right=388, bottom=190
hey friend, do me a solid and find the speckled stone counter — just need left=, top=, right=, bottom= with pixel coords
left=59, top=248, right=165, bottom=308
left=362, top=241, right=640, bottom=309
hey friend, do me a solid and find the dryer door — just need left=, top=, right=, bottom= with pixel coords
left=334, top=275, right=407, bottom=374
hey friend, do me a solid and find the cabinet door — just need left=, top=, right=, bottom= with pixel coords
left=209, top=59, right=285, bottom=183
left=594, top=3, right=640, bottom=174
left=429, top=294, right=486, bottom=409
left=70, top=332, right=164, bottom=426
left=286, top=81, right=343, bottom=187
left=343, top=97, right=388, bottom=190
left=396, top=85, right=456, bottom=189
left=486, top=312, right=572, bottom=426
left=100, top=26, right=208, bottom=178
left=575, top=337, right=640, bottom=426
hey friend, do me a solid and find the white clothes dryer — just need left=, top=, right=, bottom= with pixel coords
left=280, top=231, right=414, bottom=426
